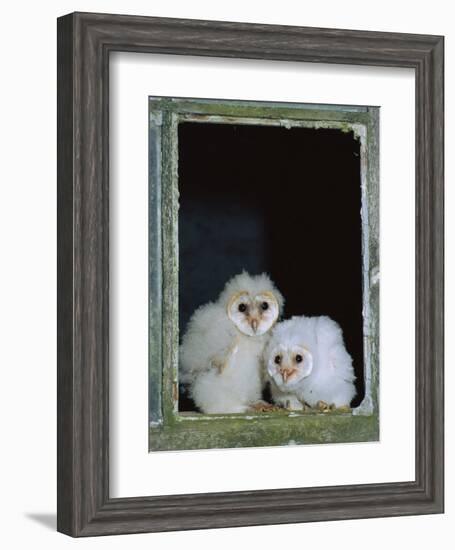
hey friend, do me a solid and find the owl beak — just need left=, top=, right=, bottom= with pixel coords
left=250, top=319, right=258, bottom=332
left=280, top=367, right=296, bottom=383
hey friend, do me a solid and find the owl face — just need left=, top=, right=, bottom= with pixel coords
left=227, top=290, right=280, bottom=336
left=266, top=344, right=313, bottom=389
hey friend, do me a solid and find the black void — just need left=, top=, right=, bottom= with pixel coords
left=178, top=121, right=365, bottom=410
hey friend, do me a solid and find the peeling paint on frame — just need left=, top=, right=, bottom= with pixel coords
left=149, top=97, right=380, bottom=451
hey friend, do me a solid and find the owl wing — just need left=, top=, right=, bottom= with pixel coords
left=179, top=302, right=237, bottom=384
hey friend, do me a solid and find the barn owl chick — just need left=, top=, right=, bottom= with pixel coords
left=179, top=272, right=284, bottom=414
left=264, top=316, right=356, bottom=410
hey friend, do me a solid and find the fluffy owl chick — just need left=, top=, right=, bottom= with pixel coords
left=264, top=316, right=356, bottom=410
left=179, top=272, right=284, bottom=414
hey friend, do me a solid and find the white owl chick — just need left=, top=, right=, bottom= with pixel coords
left=264, top=316, right=356, bottom=410
left=179, top=271, right=284, bottom=414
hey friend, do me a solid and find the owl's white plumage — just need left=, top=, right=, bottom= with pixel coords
left=179, top=271, right=284, bottom=414
left=264, top=315, right=356, bottom=409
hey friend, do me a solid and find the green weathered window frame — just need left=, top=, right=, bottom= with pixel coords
left=148, top=96, right=379, bottom=452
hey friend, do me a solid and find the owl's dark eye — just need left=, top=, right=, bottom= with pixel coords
left=295, top=354, right=303, bottom=363
left=274, top=355, right=281, bottom=365
left=238, top=303, right=247, bottom=313
left=261, top=302, right=269, bottom=311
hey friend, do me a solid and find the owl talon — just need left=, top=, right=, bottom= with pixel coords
left=316, top=400, right=331, bottom=412
left=249, top=401, right=280, bottom=413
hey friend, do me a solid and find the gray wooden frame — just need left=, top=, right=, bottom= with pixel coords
left=57, top=12, right=444, bottom=536
left=148, top=96, right=380, bottom=451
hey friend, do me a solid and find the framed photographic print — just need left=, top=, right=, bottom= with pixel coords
left=57, top=12, right=444, bottom=536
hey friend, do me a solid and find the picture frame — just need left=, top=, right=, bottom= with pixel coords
left=57, top=12, right=444, bottom=536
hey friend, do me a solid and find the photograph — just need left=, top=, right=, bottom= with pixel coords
left=148, top=97, right=380, bottom=451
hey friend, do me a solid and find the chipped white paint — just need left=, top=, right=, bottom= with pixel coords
left=353, top=394, right=374, bottom=416
left=179, top=113, right=361, bottom=134
left=371, top=266, right=380, bottom=287
left=353, top=121, right=375, bottom=417
left=280, top=119, right=293, bottom=129
left=352, top=122, right=367, bottom=141
left=150, top=110, right=163, bottom=126
left=176, top=409, right=349, bottom=422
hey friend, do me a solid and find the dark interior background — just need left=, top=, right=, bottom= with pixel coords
left=178, top=121, right=364, bottom=410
